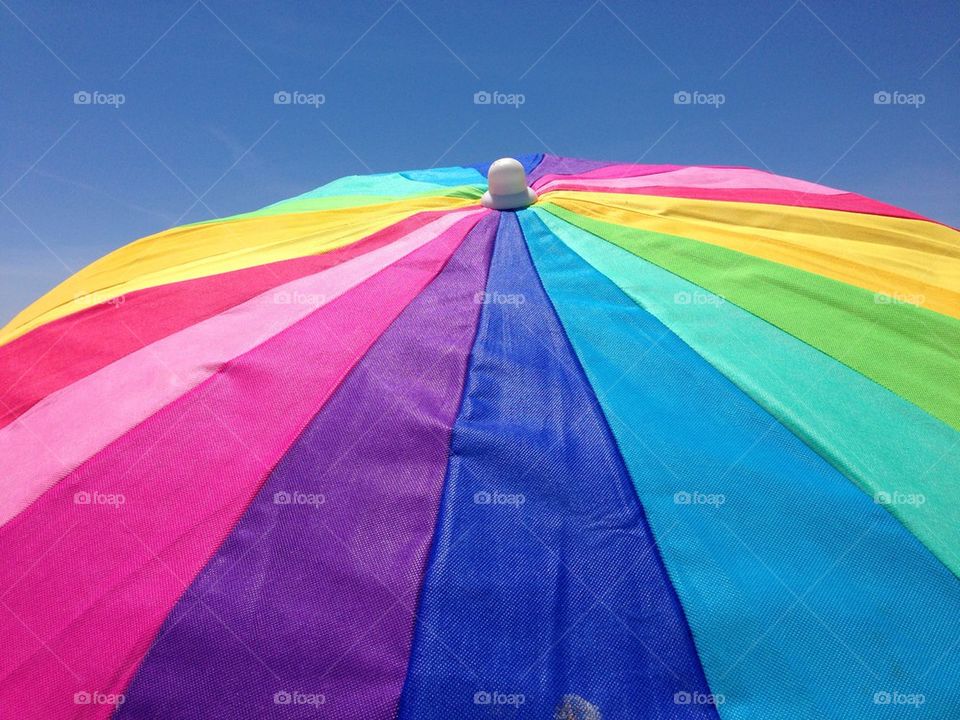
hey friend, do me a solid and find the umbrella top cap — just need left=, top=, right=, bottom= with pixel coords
left=481, top=157, right=538, bottom=210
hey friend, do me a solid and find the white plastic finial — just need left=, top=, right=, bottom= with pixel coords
left=481, top=158, right=537, bottom=210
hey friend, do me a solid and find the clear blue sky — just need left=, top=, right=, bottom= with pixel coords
left=1, top=0, right=958, bottom=325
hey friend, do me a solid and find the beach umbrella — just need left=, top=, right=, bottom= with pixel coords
left=0, top=153, right=958, bottom=719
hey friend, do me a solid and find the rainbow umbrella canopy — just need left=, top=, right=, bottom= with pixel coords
left=0, top=153, right=958, bottom=719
